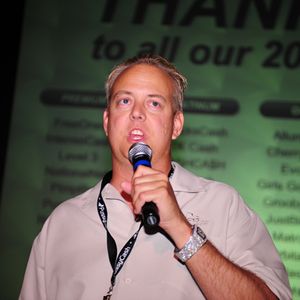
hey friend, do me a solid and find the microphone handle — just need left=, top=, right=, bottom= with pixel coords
left=141, top=202, right=160, bottom=227
left=130, top=150, right=160, bottom=229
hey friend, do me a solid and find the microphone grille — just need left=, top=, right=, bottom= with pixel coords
left=128, top=142, right=152, bottom=163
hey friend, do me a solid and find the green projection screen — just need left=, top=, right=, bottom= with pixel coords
left=0, top=1, right=299, bottom=299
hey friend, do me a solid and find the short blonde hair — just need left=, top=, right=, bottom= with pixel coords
left=105, top=55, right=187, bottom=112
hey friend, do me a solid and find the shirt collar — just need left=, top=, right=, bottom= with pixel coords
left=170, top=161, right=207, bottom=193
left=100, top=161, right=207, bottom=200
left=102, top=183, right=123, bottom=200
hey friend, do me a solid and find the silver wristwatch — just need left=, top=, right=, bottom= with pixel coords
left=174, top=225, right=208, bottom=263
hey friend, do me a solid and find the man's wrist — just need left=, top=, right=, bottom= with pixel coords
left=164, top=219, right=193, bottom=249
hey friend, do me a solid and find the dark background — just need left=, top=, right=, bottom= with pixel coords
left=1, top=1, right=25, bottom=199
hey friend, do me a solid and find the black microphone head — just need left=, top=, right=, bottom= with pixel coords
left=128, top=142, right=152, bottom=170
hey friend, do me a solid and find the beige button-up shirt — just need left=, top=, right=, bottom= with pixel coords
left=19, top=162, right=291, bottom=299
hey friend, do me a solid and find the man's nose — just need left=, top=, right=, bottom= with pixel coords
left=130, top=103, right=146, bottom=121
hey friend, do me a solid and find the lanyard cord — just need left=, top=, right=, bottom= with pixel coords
left=97, top=171, right=143, bottom=296
left=97, top=165, right=175, bottom=298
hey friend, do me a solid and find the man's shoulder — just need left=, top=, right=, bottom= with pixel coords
left=46, top=180, right=102, bottom=224
left=172, top=161, right=238, bottom=195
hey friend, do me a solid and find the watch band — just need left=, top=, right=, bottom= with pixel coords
left=174, top=225, right=207, bottom=263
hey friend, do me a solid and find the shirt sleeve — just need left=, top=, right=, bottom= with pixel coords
left=19, top=230, right=47, bottom=299
left=226, top=190, right=292, bottom=300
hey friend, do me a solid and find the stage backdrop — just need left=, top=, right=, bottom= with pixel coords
left=0, top=0, right=299, bottom=299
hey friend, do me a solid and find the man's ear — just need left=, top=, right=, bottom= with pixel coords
left=103, top=109, right=109, bottom=136
left=172, top=111, right=184, bottom=140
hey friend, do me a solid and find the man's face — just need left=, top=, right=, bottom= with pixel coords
left=103, top=64, right=184, bottom=167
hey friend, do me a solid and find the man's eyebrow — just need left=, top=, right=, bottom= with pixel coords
left=112, top=91, right=167, bottom=102
left=111, top=90, right=133, bottom=99
left=148, top=94, right=167, bottom=102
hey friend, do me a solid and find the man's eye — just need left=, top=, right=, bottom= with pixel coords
left=119, top=98, right=130, bottom=105
left=151, top=100, right=160, bottom=108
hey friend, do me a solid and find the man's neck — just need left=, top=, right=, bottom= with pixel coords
left=110, top=164, right=133, bottom=192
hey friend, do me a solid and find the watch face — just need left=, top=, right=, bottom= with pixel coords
left=196, top=226, right=206, bottom=240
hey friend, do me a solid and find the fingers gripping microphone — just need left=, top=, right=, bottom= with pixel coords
left=128, top=142, right=160, bottom=228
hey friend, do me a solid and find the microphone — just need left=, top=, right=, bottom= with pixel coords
left=128, top=142, right=160, bottom=229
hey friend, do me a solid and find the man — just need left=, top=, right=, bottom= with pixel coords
left=20, top=55, right=291, bottom=299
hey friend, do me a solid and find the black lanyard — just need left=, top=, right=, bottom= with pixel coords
left=97, top=171, right=143, bottom=300
left=97, top=165, right=175, bottom=299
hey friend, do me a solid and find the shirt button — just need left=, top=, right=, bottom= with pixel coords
left=125, top=278, right=132, bottom=284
